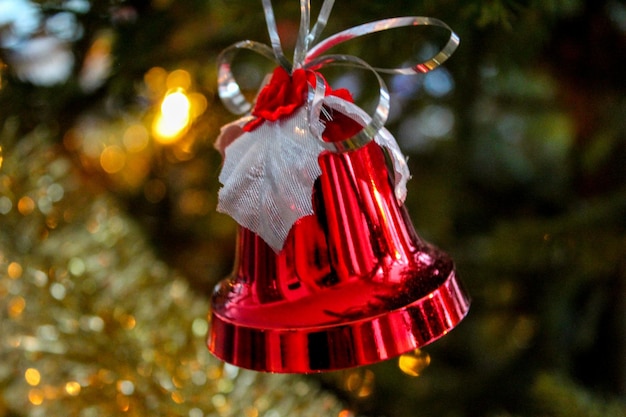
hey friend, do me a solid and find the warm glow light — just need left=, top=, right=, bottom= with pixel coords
left=17, top=196, right=35, bottom=215
left=153, top=90, right=191, bottom=143
left=25, top=368, right=41, bottom=386
left=65, top=381, right=81, bottom=396
left=398, top=349, right=431, bottom=377
left=344, top=369, right=375, bottom=398
left=144, top=67, right=167, bottom=96
left=8, top=261, right=23, bottom=279
left=120, top=314, right=136, bottom=329
left=189, top=92, right=208, bottom=118
left=100, top=145, right=127, bottom=174
left=171, top=391, right=184, bottom=404
left=28, top=389, right=44, bottom=405
left=123, top=124, right=149, bottom=152
left=166, top=69, right=191, bottom=90
left=9, top=296, right=26, bottom=318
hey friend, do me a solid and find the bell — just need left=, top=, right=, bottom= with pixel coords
left=208, top=140, right=470, bottom=373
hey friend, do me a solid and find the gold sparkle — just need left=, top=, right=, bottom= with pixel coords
left=8, top=261, right=23, bottom=279
left=100, top=145, right=127, bottom=174
left=28, top=389, right=44, bottom=405
left=25, top=368, right=41, bottom=386
left=398, top=349, right=431, bottom=377
left=171, top=391, right=184, bottom=404
left=344, top=369, right=375, bottom=398
left=121, top=314, right=136, bottom=330
left=8, top=296, right=26, bottom=318
left=17, top=196, right=35, bottom=215
left=65, top=381, right=81, bottom=396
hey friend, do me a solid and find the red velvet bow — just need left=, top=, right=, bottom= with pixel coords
left=244, top=66, right=362, bottom=142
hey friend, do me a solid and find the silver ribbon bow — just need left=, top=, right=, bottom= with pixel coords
left=215, top=0, right=459, bottom=252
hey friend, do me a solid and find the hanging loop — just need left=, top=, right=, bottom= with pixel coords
left=216, top=1, right=459, bottom=150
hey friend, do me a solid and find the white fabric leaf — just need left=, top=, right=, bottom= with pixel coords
left=216, top=96, right=411, bottom=252
left=217, top=107, right=325, bottom=252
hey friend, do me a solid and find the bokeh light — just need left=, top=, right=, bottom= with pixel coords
left=65, top=381, right=81, bottom=396
left=24, top=368, right=41, bottom=386
left=8, top=261, right=23, bottom=279
left=398, top=349, right=431, bottom=377
left=100, top=145, right=127, bottom=174
left=123, top=124, right=150, bottom=153
left=147, top=68, right=207, bottom=146
left=153, top=89, right=192, bottom=143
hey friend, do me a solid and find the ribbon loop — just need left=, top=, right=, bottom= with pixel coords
left=305, top=16, right=459, bottom=75
left=217, top=40, right=278, bottom=115
left=293, top=0, right=335, bottom=69
left=217, top=9, right=459, bottom=134
left=308, top=0, right=335, bottom=48
left=292, top=0, right=311, bottom=69
left=262, top=0, right=292, bottom=72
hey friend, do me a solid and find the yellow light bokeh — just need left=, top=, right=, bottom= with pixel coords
left=25, top=368, right=41, bottom=386
left=344, top=369, right=375, bottom=398
left=171, top=391, right=184, bottom=404
left=161, top=91, right=190, bottom=123
left=123, top=124, right=150, bottom=153
left=189, top=92, right=208, bottom=118
left=8, top=261, right=23, bottom=279
left=398, top=349, right=431, bottom=377
left=144, top=67, right=167, bottom=96
left=28, top=389, right=44, bottom=405
left=153, top=90, right=191, bottom=143
left=17, top=196, right=35, bottom=215
left=166, top=69, right=191, bottom=90
left=65, top=381, right=81, bottom=396
left=9, top=296, right=26, bottom=318
left=100, top=145, right=127, bottom=174
left=145, top=67, right=208, bottom=147
left=120, top=314, right=136, bottom=330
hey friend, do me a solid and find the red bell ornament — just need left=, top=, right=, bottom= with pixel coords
left=207, top=0, right=469, bottom=373
left=208, top=139, right=470, bottom=373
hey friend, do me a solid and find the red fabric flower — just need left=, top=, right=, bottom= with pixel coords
left=244, top=67, right=308, bottom=131
left=243, top=66, right=363, bottom=142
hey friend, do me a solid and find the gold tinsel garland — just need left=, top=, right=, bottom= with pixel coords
left=0, top=130, right=346, bottom=417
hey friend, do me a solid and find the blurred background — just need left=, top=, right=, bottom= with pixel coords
left=0, top=0, right=624, bottom=416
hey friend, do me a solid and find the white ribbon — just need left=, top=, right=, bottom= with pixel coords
left=215, top=0, right=459, bottom=252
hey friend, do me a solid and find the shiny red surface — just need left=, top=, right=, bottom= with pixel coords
left=208, top=141, right=470, bottom=373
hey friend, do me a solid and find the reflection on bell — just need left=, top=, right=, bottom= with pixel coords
left=208, top=141, right=470, bottom=373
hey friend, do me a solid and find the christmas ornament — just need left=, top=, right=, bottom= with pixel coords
left=208, top=0, right=470, bottom=373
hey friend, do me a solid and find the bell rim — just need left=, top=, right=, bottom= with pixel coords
left=207, top=267, right=470, bottom=373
